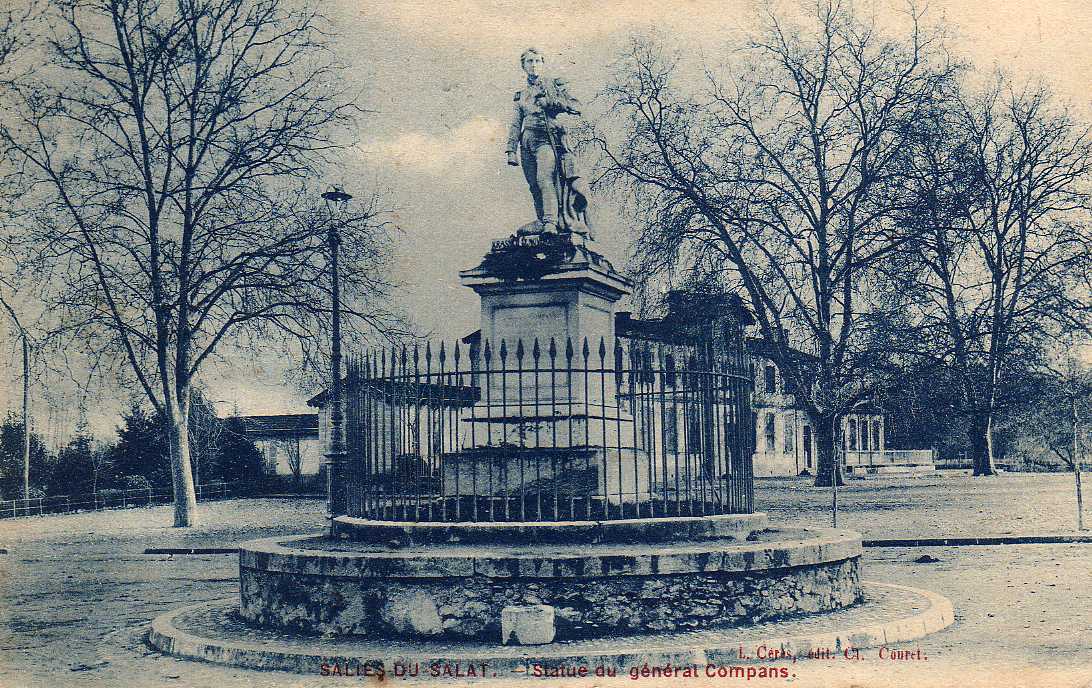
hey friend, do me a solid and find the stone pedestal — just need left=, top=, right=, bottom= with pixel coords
left=460, top=236, right=632, bottom=348
left=460, top=235, right=632, bottom=410
left=439, top=445, right=653, bottom=509
left=455, top=236, right=639, bottom=507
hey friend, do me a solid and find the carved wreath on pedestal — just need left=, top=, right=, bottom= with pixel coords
left=480, top=232, right=576, bottom=281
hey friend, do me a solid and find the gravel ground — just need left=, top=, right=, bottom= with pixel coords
left=0, top=475, right=1088, bottom=688
left=756, top=471, right=1091, bottom=538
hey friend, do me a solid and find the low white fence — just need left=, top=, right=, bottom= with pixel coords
left=844, top=449, right=935, bottom=467
left=0, top=481, right=237, bottom=519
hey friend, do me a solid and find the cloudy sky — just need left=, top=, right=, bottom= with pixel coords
left=2, top=0, right=1091, bottom=437
left=326, top=0, right=1092, bottom=339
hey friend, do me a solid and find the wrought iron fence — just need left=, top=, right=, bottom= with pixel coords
left=343, top=337, right=754, bottom=522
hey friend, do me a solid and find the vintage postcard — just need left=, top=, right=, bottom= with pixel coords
left=0, top=1, right=1089, bottom=687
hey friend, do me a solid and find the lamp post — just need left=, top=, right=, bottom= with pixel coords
left=322, top=186, right=352, bottom=530
left=0, top=298, right=29, bottom=500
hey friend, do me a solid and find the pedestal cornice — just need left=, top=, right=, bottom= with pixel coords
left=459, top=234, right=633, bottom=298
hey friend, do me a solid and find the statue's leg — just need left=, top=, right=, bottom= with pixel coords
left=520, top=142, right=544, bottom=222
left=533, top=145, right=559, bottom=231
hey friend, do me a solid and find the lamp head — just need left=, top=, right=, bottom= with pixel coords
left=321, top=185, right=353, bottom=205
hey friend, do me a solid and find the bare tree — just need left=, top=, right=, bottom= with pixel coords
left=892, top=77, right=1092, bottom=475
left=1043, top=341, right=1089, bottom=531
left=0, top=0, right=39, bottom=502
left=275, top=437, right=303, bottom=487
left=0, top=290, right=31, bottom=500
left=595, top=1, right=956, bottom=485
left=1, top=0, right=396, bottom=526
left=1009, top=336, right=1090, bottom=530
left=187, top=387, right=223, bottom=487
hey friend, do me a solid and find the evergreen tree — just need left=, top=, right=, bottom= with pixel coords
left=0, top=412, right=50, bottom=499
left=215, top=417, right=265, bottom=494
left=48, top=433, right=95, bottom=496
left=109, top=405, right=171, bottom=489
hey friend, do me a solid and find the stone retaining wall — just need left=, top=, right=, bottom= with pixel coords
left=239, top=556, right=862, bottom=640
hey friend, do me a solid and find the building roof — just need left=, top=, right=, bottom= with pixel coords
left=308, top=379, right=480, bottom=408
left=745, top=337, right=818, bottom=365
left=307, top=381, right=344, bottom=408
left=238, top=413, right=319, bottom=439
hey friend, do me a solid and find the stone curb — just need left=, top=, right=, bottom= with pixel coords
left=238, top=527, right=863, bottom=579
left=148, top=581, right=953, bottom=677
left=332, top=513, right=770, bottom=545
left=862, top=535, right=1092, bottom=547
left=258, top=493, right=325, bottom=499
left=144, top=548, right=239, bottom=555
left=139, top=534, right=1092, bottom=556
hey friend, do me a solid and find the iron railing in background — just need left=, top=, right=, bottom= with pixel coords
left=0, top=481, right=236, bottom=519
left=343, top=337, right=754, bottom=522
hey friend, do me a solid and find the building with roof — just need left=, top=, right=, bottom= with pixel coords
left=238, top=413, right=323, bottom=478
left=298, top=290, right=929, bottom=481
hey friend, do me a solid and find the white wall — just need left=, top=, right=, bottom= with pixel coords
left=256, top=437, right=325, bottom=476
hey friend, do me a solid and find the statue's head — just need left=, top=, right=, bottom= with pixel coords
left=520, top=48, right=544, bottom=77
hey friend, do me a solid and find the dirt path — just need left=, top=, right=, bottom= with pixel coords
left=0, top=483, right=1088, bottom=688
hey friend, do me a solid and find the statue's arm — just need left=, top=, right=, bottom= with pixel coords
left=505, top=93, right=523, bottom=155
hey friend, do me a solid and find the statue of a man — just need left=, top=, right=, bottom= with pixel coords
left=506, top=48, right=594, bottom=239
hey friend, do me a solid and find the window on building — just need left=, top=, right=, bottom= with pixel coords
left=430, top=414, right=445, bottom=454
left=872, top=420, right=882, bottom=451
left=784, top=415, right=795, bottom=455
left=751, top=411, right=758, bottom=450
left=688, top=408, right=703, bottom=454
left=861, top=418, right=870, bottom=451
left=664, top=409, right=678, bottom=453
left=640, top=401, right=654, bottom=452
left=764, top=365, right=776, bottom=394
left=764, top=413, right=776, bottom=452
left=848, top=418, right=858, bottom=450
left=802, top=425, right=813, bottom=468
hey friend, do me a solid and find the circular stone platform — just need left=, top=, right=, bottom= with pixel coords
left=331, top=512, right=771, bottom=544
left=149, top=581, right=954, bottom=677
left=238, top=524, right=863, bottom=640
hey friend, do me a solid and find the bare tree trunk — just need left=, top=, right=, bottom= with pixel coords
left=291, top=439, right=302, bottom=489
left=167, top=401, right=198, bottom=527
left=984, top=412, right=999, bottom=473
left=813, top=417, right=844, bottom=488
left=1074, top=395, right=1086, bottom=531
left=968, top=412, right=996, bottom=476
left=1075, top=464, right=1086, bottom=532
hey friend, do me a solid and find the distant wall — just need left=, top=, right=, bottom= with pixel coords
left=255, top=437, right=324, bottom=476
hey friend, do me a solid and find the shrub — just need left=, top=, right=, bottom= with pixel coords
left=121, top=475, right=154, bottom=492
left=96, top=488, right=125, bottom=507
